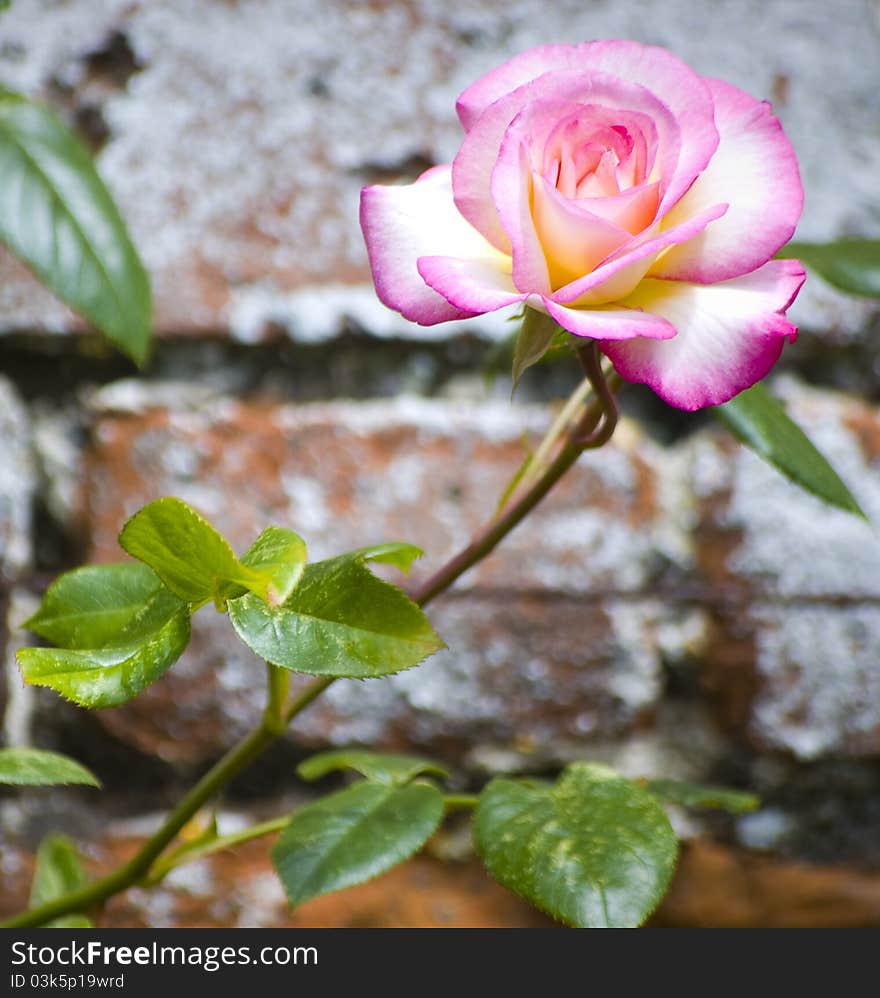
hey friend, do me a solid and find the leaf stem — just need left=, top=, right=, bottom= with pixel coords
left=443, top=793, right=480, bottom=814
left=3, top=360, right=622, bottom=928
left=142, top=815, right=292, bottom=886
left=265, top=663, right=290, bottom=733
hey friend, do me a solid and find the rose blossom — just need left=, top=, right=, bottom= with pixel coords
left=360, top=40, right=805, bottom=411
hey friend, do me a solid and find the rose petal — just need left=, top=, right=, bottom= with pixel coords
left=649, top=78, right=804, bottom=284
left=601, top=259, right=806, bottom=410
left=360, top=165, right=506, bottom=325
left=490, top=134, right=551, bottom=295
left=576, top=181, right=660, bottom=234
left=453, top=70, right=681, bottom=252
left=456, top=40, right=718, bottom=213
left=417, top=255, right=526, bottom=314
left=552, top=201, right=728, bottom=305
left=543, top=297, right=677, bottom=341
left=532, top=175, right=632, bottom=288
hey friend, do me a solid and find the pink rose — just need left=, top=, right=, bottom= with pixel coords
left=360, top=40, right=805, bottom=410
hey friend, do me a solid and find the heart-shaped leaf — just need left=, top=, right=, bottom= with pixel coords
left=474, top=762, right=678, bottom=928
left=0, top=748, right=100, bottom=788
left=228, top=545, right=442, bottom=678
left=297, top=750, right=448, bottom=787
left=0, top=92, right=151, bottom=363
left=272, top=781, right=444, bottom=908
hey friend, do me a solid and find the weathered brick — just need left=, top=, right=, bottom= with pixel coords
left=0, top=376, right=34, bottom=583
left=78, top=390, right=679, bottom=763
left=693, top=379, right=880, bottom=758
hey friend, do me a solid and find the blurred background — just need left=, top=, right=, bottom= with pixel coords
left=2, top=0, right=880, bottom=926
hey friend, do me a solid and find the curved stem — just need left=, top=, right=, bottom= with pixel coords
left=410, top=378, right=608, bottom=606
left=3, top=367, right=622, bottom=929
left=3, top=719, right=279, bottom=928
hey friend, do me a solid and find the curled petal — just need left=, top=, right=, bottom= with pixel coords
left=552, top=201, right=728, bottom=305
left=417, top=255, right=526, bottom=314
left=490, top=135, right=551, bottom=295
left=532, top=175, right=631, bottom=288
left=577, top=181, right=660, bottom=234
left=601, top=259, right=806, bottom=410
left=543, top=298, right=677, bottom=341
left=650, top=78, right=804, bottom=284
left=360, top=165, right=504, bottom=325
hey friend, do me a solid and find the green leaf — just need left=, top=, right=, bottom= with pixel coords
left=781, top=239, right=880, bottom=298
left=352, top=542, right=424, bottom=574
left=0, top=93, right=151, bottom=364
left=238, top=526, right=308, bottom=606
left=119, top=497, right=246, bottom=606
left=271, top=781, right=444, bottom=908
left=297, top=749, right=448, bottom=787
left=474, top=762, right=678, bottom=928
left=24, top=561, right=170, bottom=649
left=644, top=779, right=759, bottom=814
left=119, top=498, right=308, bottom=610
left=0, top=748, right=100, bottom=787
left=29, top=833, right=92, bottom=928
left=512, top=309, right=563, bottom=389
left=17, top=589, right=190, bottom=708
left=228, top=546, right=443, bottom=678
left=715, top=382, right=865, bottom=518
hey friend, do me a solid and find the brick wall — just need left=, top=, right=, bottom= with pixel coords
left=3, top=0, right=880, bottom=926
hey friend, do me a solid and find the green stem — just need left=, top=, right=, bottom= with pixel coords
left=143, top=815, right=292, bottom=887
left=3, top=368, right=621, bottom=929
left=3, top=719, right=279, bottom=928
left=443, top=793, right=480, bottom=814
left=410, top=378, right=608, bottom=607
left=265, top=663, right=290, bottom=733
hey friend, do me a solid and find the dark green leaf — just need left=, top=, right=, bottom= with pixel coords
left=512, top=309, right=563, bottom=389
left=716, top=382, right=864, bottom=518
left=781, top=239, right=880, bottom=298
left=644, top=779, right=759, bottom=814
left=228, top=547, right=443, bottom=678
left=0, top=748, right=100, bottom=787
left=29, top=833, right=92, bottom=928
left=474, top=762, right=678, bottom=928
left=0, top=93, right=151, bottom=363
left=297, top=749, right=448, bottom=787
left=17, top=591, right=190, bottom=708
left=238, top=526, right=308, bottom=606
left=271, top=781, right=444, bottom=908
left=24, top=562, right=170, bottom=648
